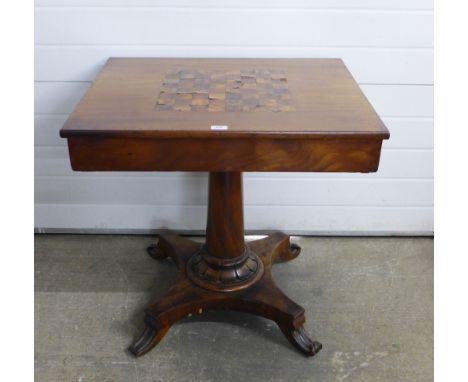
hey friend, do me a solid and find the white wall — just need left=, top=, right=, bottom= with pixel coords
left=34, top=0, right=434, bottom=235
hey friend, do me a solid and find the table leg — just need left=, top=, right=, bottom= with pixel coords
left=129, top=173, right=322, bottom=357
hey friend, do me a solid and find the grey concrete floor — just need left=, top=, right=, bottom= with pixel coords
left=35, top=235, right=433, bottom=382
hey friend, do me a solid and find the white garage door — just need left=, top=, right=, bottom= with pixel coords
left=34, top=0, right=434, bottom=235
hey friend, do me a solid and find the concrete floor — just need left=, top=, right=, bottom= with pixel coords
left=35, top=235, right=433, bottom=382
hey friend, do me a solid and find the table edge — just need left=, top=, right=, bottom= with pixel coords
left=60, top=129, right=390, bottom=140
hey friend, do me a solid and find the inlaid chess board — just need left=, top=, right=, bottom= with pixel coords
left=156, top=68, right=295, bottom=112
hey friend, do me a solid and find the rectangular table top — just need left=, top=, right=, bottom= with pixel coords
left=60, top=58, right=389, bottom=140
left=60, top=58, right=389, bottom=173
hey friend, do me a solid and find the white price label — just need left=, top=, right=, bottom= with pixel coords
left=211, top=125, right=229, bottom=131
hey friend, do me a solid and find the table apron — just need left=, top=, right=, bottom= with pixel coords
left=66, top=136, right=383, bottom=172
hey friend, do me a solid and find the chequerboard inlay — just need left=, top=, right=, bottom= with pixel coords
left=156, top=68, right=295, bottom=112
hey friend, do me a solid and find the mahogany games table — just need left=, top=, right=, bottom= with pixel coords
left=60, top=58, right=389, bottom=358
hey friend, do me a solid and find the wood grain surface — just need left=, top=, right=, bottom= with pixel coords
left=60, top=58, right=389, bottom=139
left=67, top=136, right=383, bottom=172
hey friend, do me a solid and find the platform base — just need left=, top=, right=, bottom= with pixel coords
left=129, top=231, right=322, bottom=357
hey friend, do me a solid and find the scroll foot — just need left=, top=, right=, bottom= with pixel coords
left=287, top=243, right=302, bottom=260
left=128, top=325, right=170, bottom=357
left=252, top=232, right=302, bottom=263
left=147, top=242, right=168, bottom=261
left=280, top=324, right=322, bottom=356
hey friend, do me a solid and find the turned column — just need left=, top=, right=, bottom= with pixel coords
left=187, top=172, right=264, bottom=292
left=206, top=172, right=245, bottom=259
